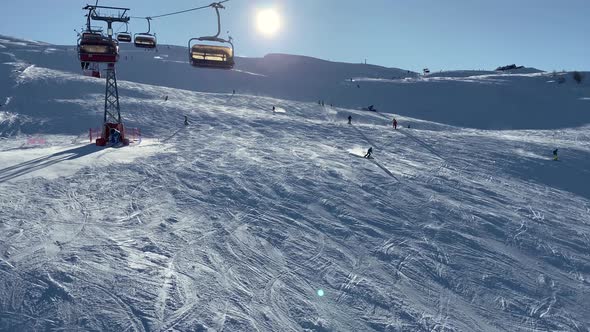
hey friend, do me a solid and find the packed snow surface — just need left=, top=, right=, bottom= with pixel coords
left=1, top=36, right=590, bottom=331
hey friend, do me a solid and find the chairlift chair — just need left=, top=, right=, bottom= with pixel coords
left=188, top=3, right=234, bottom=69
left=189, top=38, right=234, bottom=69
left=78, top=31, right=119, bottom=63
left=134, top=18, right=157, bottom=49
left=116, top=23, right=132, bottom=42
left=134, top=34, right=157, bottom=48
left=117, top=33, right=132, bottom=43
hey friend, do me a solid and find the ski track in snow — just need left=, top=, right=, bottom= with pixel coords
left=1, top=38, right=590, bottom=331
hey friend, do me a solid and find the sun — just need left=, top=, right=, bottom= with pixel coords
left=256, top=9, right=281, bottom=37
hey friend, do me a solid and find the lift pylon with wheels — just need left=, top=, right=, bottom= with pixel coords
left=80, top=4, right=131, bottom=146
left=96, top=63, right=130, bottom=146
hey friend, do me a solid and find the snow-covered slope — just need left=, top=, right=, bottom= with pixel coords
left=1, top=36, right=590, bottom=332
left=2, top=34, right=589, bottom=130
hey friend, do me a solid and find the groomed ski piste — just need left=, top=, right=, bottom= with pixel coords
left=1, top=35, right=590, bottom=331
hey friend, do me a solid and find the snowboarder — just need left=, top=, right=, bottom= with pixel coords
left=364, top=147, right=373, bottom=159
left=393, top=118, right=398, bottom=129
left=553, top=149, right=558, bottom=161
left=348, top=115, right=352, bottom=125
left=109, top=128, right=121, bottom=145
left=184, top=115, right=189, bottom=126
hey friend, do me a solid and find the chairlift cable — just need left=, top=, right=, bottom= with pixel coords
left=129, top=0, right=229, bottom=21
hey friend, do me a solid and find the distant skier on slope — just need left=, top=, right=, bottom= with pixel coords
left=364, top=147, right=373, bottom=159
left=184, top=115, right=189, bottom=126
left=553, top=149, right=559, bottom=161
left=348, top=115, right=352, bottom=124
left=393, top=118, right=398, bottom=129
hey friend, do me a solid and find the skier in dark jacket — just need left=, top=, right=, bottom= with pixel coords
left=184, top=115, right=189, bottom=126
left=393, top=118, right=398, bottom=129
left=348, top=115, right=352, bottom=124
left=553, top=149, right=558, bottom=161
left=364, top=147, right=373, bottom=159
left=109, top=128, right=121, bottom=145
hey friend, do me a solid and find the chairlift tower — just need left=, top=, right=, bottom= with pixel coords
left=82, top=4, right=131, bottom=146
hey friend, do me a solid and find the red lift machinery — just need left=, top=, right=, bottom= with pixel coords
left=79, top=4, right=131, bottom=146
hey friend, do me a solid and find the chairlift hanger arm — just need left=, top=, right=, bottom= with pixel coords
left=84, top=4, right=130, bottom=23
left=83, top=5, right=130, bottom=15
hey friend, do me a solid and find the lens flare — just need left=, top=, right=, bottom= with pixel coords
left=256, top=8, right=281, bottom=37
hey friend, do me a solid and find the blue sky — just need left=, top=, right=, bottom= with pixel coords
left=0, top=0, right=588, bottom=71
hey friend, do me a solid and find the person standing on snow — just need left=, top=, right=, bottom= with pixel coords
left=109, top=128, right=121, bottom=145
left=364, top=147, right=373, bottom=159
left=393, top=118, right=398, bottom=129
left=553, top=149, right=559, bottom=161
left=348, top=115, right=352, bottom=125
left=184, top=115, right=189, bottom=126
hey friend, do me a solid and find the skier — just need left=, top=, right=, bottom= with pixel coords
left=164, top=95, right=168, bottom=102
left=364, top=147, right=373, bottom=159
left=109, top=127, right=121, bottom=145
left=553, top=149, right=558, bottom=161
left=233, top=89, right=236, bottom=95
left=184, top=115, right=189, bottom=126
left=272, top=106, right=276, bottom=112
left=348, top=115, right=352, bottom=125
left=393, top=118, right=398, bottom=129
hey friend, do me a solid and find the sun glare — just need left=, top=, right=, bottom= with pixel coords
left=256, top=9, right=281, bottom=37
